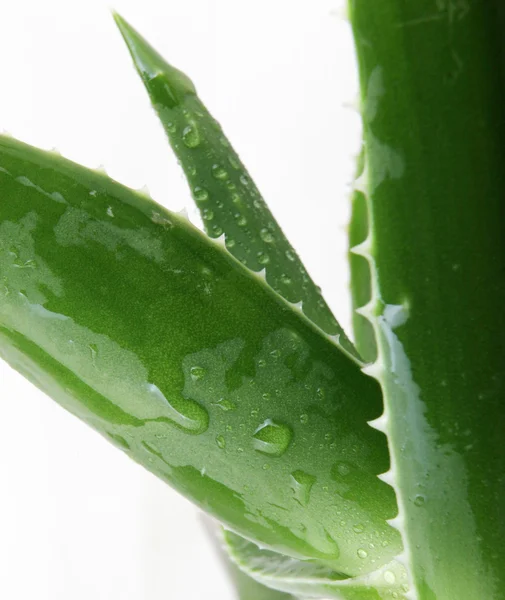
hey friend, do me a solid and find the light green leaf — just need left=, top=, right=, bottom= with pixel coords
left=0, top=135, right=399, bottom=576
left=224, top=530, right=409, bottom=600
left=113, top=13, right=361, bottom=362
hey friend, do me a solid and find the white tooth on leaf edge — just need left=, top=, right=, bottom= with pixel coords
left=356, top=302, right=375, bottom=321
left=362, top=361, right=383, bottom=379
left=177, top=207, right=189, bottom=219
left=354, top=163, right=369, bottom=193
left=350, top=238, right=372, bottom=258
left=377, top=470, right=395, bottom=485
left=367, top=413, right=388, bottom=432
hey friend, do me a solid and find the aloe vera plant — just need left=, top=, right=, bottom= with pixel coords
left=1, top=3, right=504, bottom=599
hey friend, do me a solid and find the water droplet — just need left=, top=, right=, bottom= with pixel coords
left=250, top=408, right=259, bottom=417
left=300, top=413, right=309, bottom=424
left=228, top=156, right=240, bottom=169
left=226, top=181, right=236, bottom=191
left=219, top=135, right=229, bottom=148
left=182, top=124, right=200, bottom=148
left=384, top=570, right=396, bottom=584
left=290, top=470, right=316, bottom=506
left=227, top=238, right=236, bottom=249
left=147, top=383, right=209, bottom=435
left=203, top=209, right=214, bottom=221
left=280, top=274, right=292, bottom=285
left=190, top=366, right=206, bottom=381
left=239, top=174, right=249, bottom=186
left=257, top=252, right=270, bottom=265
left=236, top=214, right=247, bottom=227
left=332, top=462, right=353, bottom=478
left=285, top=249, right=296, bottom=261
left=260, top=228, right=274, bottom=243
left=262, top=392, right=271, bottom=400
left=194, top=187, right=209, bottom=202
left=316, top=387, right=326, bottom=400
left=212, top=398, right=237, bottom=412
left=258, top=359, right=267, bottom=368
left=216, top=435, right=226, bottom=449
left=166, top=121, right=176, bottom=133
left=212, top=164, right=229, bottom=180
left=269, top=349, right=281, bottom=359
left=357, top=548, right=368, bottom=559
left=414, top=494, right=426, bottom=507
left=262, top=463, right=270, bottom=470
left=353, top=523, right=365, bottom=534
left=106, top=206, right=114, bottom=217
left=253, top=419, right=293, bottom=457
left=211, top=225, right=223, bottom=236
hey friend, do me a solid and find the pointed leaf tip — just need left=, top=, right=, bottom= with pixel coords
left=113, top=11, right=196, bottom=108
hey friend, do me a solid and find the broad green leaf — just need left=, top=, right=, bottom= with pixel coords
left=350, top=1, right=505, bottom=598
left=349, top=150, right=376, bottom=363
left=113, top=13, right=361, bottom=362
left=0, top=135, right=400, bottom=576
left=224, top=531, right=409, bottom=600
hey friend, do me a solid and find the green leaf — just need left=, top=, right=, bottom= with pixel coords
left=202, top=519, right=296, bottom=600
left=0, top=135, right=399, bottom=576
left=112, top=13, right=361, bottom=362
left=224, top=530, right=409, bottom=600
left=350, top=1, right=505, bottom=597
left=349, top=149, right=376, bottom=363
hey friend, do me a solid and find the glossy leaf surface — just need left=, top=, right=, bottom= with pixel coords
left=225, top=530, right=409, bottom=600
left=113, top=13, right=361, bottom=361
left=350, top=2, right=505, bottom=598
left=0, top=135, right=399, bottom=577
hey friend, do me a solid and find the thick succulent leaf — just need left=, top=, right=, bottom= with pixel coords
left=113, top=13, right=361, bottom=362
left=224, top=531, right=409, bottom=600
left=348, top=150, right=376, bottom=363
left=350, top=2, right=505, bottom=598
left=201, top=519, right=296, bottom=600
left=0, top=135, right=400, bottom=576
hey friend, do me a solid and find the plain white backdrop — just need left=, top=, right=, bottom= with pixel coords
left=0, top=1, right=360, bottom=598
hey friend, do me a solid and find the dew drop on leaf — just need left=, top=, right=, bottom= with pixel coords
left=212, top=164, right=229, bottom=180
left=384, top=570, right=396, bottom=584
left=253, top=419, right=293, bottom=457
left=357, top=548, right=368, bottom=559
left=290, top=470, right=316, bottom=507
left=216, top=434, right=226, bottom=449
left=260, top=228, right=275, bottom=243
left=182, top=124, right=201, bottom=148
left=190, top=366, right=206, bottom=381
left=193, top=187, right=209, bottom=202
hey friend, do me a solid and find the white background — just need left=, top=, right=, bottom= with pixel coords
left=0, top=1, right=360, bottom=598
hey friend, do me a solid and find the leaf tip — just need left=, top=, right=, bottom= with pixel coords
left=112, top=11, right=196, bottom=109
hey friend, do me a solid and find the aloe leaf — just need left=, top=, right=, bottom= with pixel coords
left=224, top=530, right=409, bottom=600
left=0, top=135, right=400, bottom=576
left=112, top=13, right=361, bottom=362
left=349, top=150, right=376, bottom=363
left=201, top=519, right=296, bottom=600
left=349, top=2, right=505, bottom=598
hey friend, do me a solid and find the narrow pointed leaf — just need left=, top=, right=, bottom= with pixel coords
left=0, top=135, right=399, bottom=575
left=113, top=13, right=361, bottom=361
left=350, top=1, right=505, bottom=597
left=224, top=531, right=409, bottom=600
